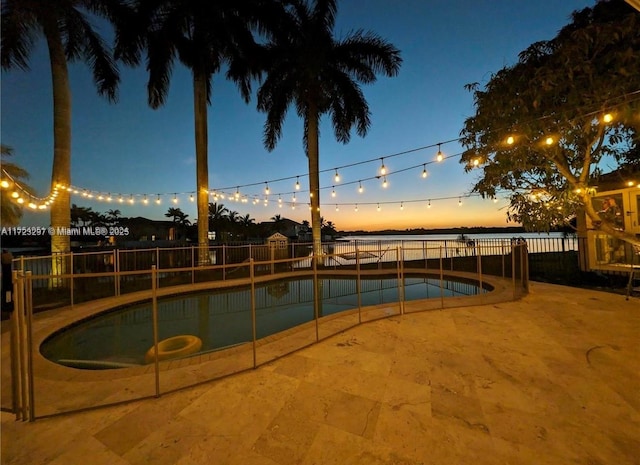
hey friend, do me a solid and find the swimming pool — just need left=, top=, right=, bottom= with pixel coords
left=41, top=275, right=487, bottom=369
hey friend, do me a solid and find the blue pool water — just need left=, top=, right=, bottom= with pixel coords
left=41, top=275, right=486, bottom=368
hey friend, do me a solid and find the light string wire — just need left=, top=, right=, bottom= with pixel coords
left=2, top=89, right=639, bottom=211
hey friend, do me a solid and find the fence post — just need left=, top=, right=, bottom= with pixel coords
left=313, top=253, right=319, bottom=342
left=477, top=244, right=483, bottom=298
left=151, top=265, right=160, bottom=398
left=25, top=271, right=35, bottom=421
left=439, top=246, right=444, bottom=309
left=250, top=258, right=257, bottom=368
left=512, top=244, right=517, bottom=300
left=10, top=271, right=21, bottom=420
left=70, top=252, right=74, bottom=308
left=397, top=246, right=404, bottom=315
left=356, top=245, right=362, bottom=324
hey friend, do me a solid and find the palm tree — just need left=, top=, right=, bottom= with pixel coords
left=2, top=0, right=121, bottom=261
left=118, top=0, right=281, bottom=263
left=0, top=145, right=33, bottom=227
left=208, top=202, right=228, bottom=242
left=257, top=0, right=402, bottom=260
left=106, top=209, right=122, bottom=226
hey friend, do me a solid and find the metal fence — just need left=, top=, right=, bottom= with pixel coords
left=3, top=241, right=528, bottom=420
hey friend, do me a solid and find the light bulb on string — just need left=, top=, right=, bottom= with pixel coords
left=331, top=187, right=336, bottom=198
left=235, top=187, right=240, bottom=199
left=143, top=195, right=149, bottom=204
left=506, top=135, right=515, bottom=145
left=377, top=203, right=381, bottom=212
left=355, top=204, right=358, bottom=212
left=129, top=195, right=135, bottom=204
left=106, top=194, right=112, bottom=202
left=334, top=169, right=340, bottom=183
left=295, top=177, right=300, bottom=190
left=358, top=181, right=363, bottom=193
left=118, top=196, right=124, bottom=203
left=602, top=113, right=613, bottom=123
left=422, top=165, right=428, bottom=178
left=189, top=194, right=194, bottom=202
left=335, top=205, right=339, bottom=212
left=400, top=202, right=404, bottom=211
left=458, top=197, right=462, bottom=206
left=436, top=143, right=443, bottom=162
left=278, top=195, right=282, bottom=204
left=428, top=200, right=431, bottom=208
left=264, top=182, right=270, bottom=195
left=172, top=194, right=178, bottom=204
left=292, top=194, right=297, bottom=203
left=156, top=194, right=161, bottom=204
left=382, top=177, right=388, bottom=188
left=380, top=158, right=386, bottom=176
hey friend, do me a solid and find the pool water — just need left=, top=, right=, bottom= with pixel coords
left=41, top=276, right=485, bottom=368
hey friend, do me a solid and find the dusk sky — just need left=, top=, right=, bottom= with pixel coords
left=1, top=0, right=594, bottom=231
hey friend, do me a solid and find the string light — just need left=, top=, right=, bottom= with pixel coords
left=400, top=202, right=404, bottom=210
left=377, top=203, right=381, bottom=212
left=331, top=187, right=336, bottom=197
left=6, top=93, right=638, bottom=215
left=428, top=200, right=431, bottom=208
left=382, top=176, right=388, bottom=188
left=458, top=197, right=462, bottom=206
left=335, top=204, right=339, bottom=212
left=355, top=204, right=358, bottom=212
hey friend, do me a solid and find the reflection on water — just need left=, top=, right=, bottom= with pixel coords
left=41, top=276, right=484, bottom=367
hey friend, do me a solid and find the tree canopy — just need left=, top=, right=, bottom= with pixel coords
left=459, top=0, right=639, bottom=243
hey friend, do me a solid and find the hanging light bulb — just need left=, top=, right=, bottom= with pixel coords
left=156, top=194, right=161, bottom=204
left=292, top=194, right=297, bottom=202
left=129, top=195, right=135, bottom=204
left=377, top=203, right=381, bottom=212
left=118, top=196, right=124, bottom=203
left=295, top=176, right=300, bottom=190
left=235, top=187, right=240, bottom=199
left=189, top=194, right=194, bottom=202
left=278, top=195, right=282, bottom=204
left=264, top=182, right=270, bottom=195
left=335, top=205, right=339, bottom=212
left=506, top=135, right=515, bottom=145
left=436, top=143, right=443, bottom=162
left=355, top=204, right=358, bottom=212
left=331, top=187, right=336, bottom=197
left=292, top=204, right=296, bottom=210
left=380, top=158, right=386, bottom=175
left=334, top=169, right=340, bottom=183
left=545, top=136, right=554, bottom=145
left=428, top=200, right=431, bottom=208
left=602, top=113, right=613, bottom=123
left=106, top=194, right=112, bottom=202
left=458, top=197, right=462, bottom=206
left=422, top=165, right=428, bottom=178
left=493, top=197, right=498, bottom=203
left=172, top=194, right=178, bottom=204
left=382, top=176, right=388, bottom=188
left=400, top=202, right=404, bottom=211
left=97, top=194, right=104, bottom=201
left=143, top=195, right=149, bottom=204
left=358, top=181, right=363, bottom=193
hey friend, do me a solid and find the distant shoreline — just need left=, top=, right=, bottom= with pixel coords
left=339, top=226, right=530, bottom=236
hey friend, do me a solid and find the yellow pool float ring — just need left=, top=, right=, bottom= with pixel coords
left=145, top=335, right=203, bottom=364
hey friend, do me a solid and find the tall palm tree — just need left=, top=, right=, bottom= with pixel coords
left=1, top=0, right=121, bottom=261
left=118, top=0, right=281, bottom=264
left=0, top=145, right=33, bottom=227
left=208, top=202, right=228, bottom=242
left=106, top=208, right=122, bottom=226
left=257, top=0, right=402, bottom=260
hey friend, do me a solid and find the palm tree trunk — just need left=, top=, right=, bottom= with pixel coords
left=193, top=71, right=210, bottom=265
left=45, top=22, right=72, bottom=284
left=306, top=105, right=323, bottom=264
